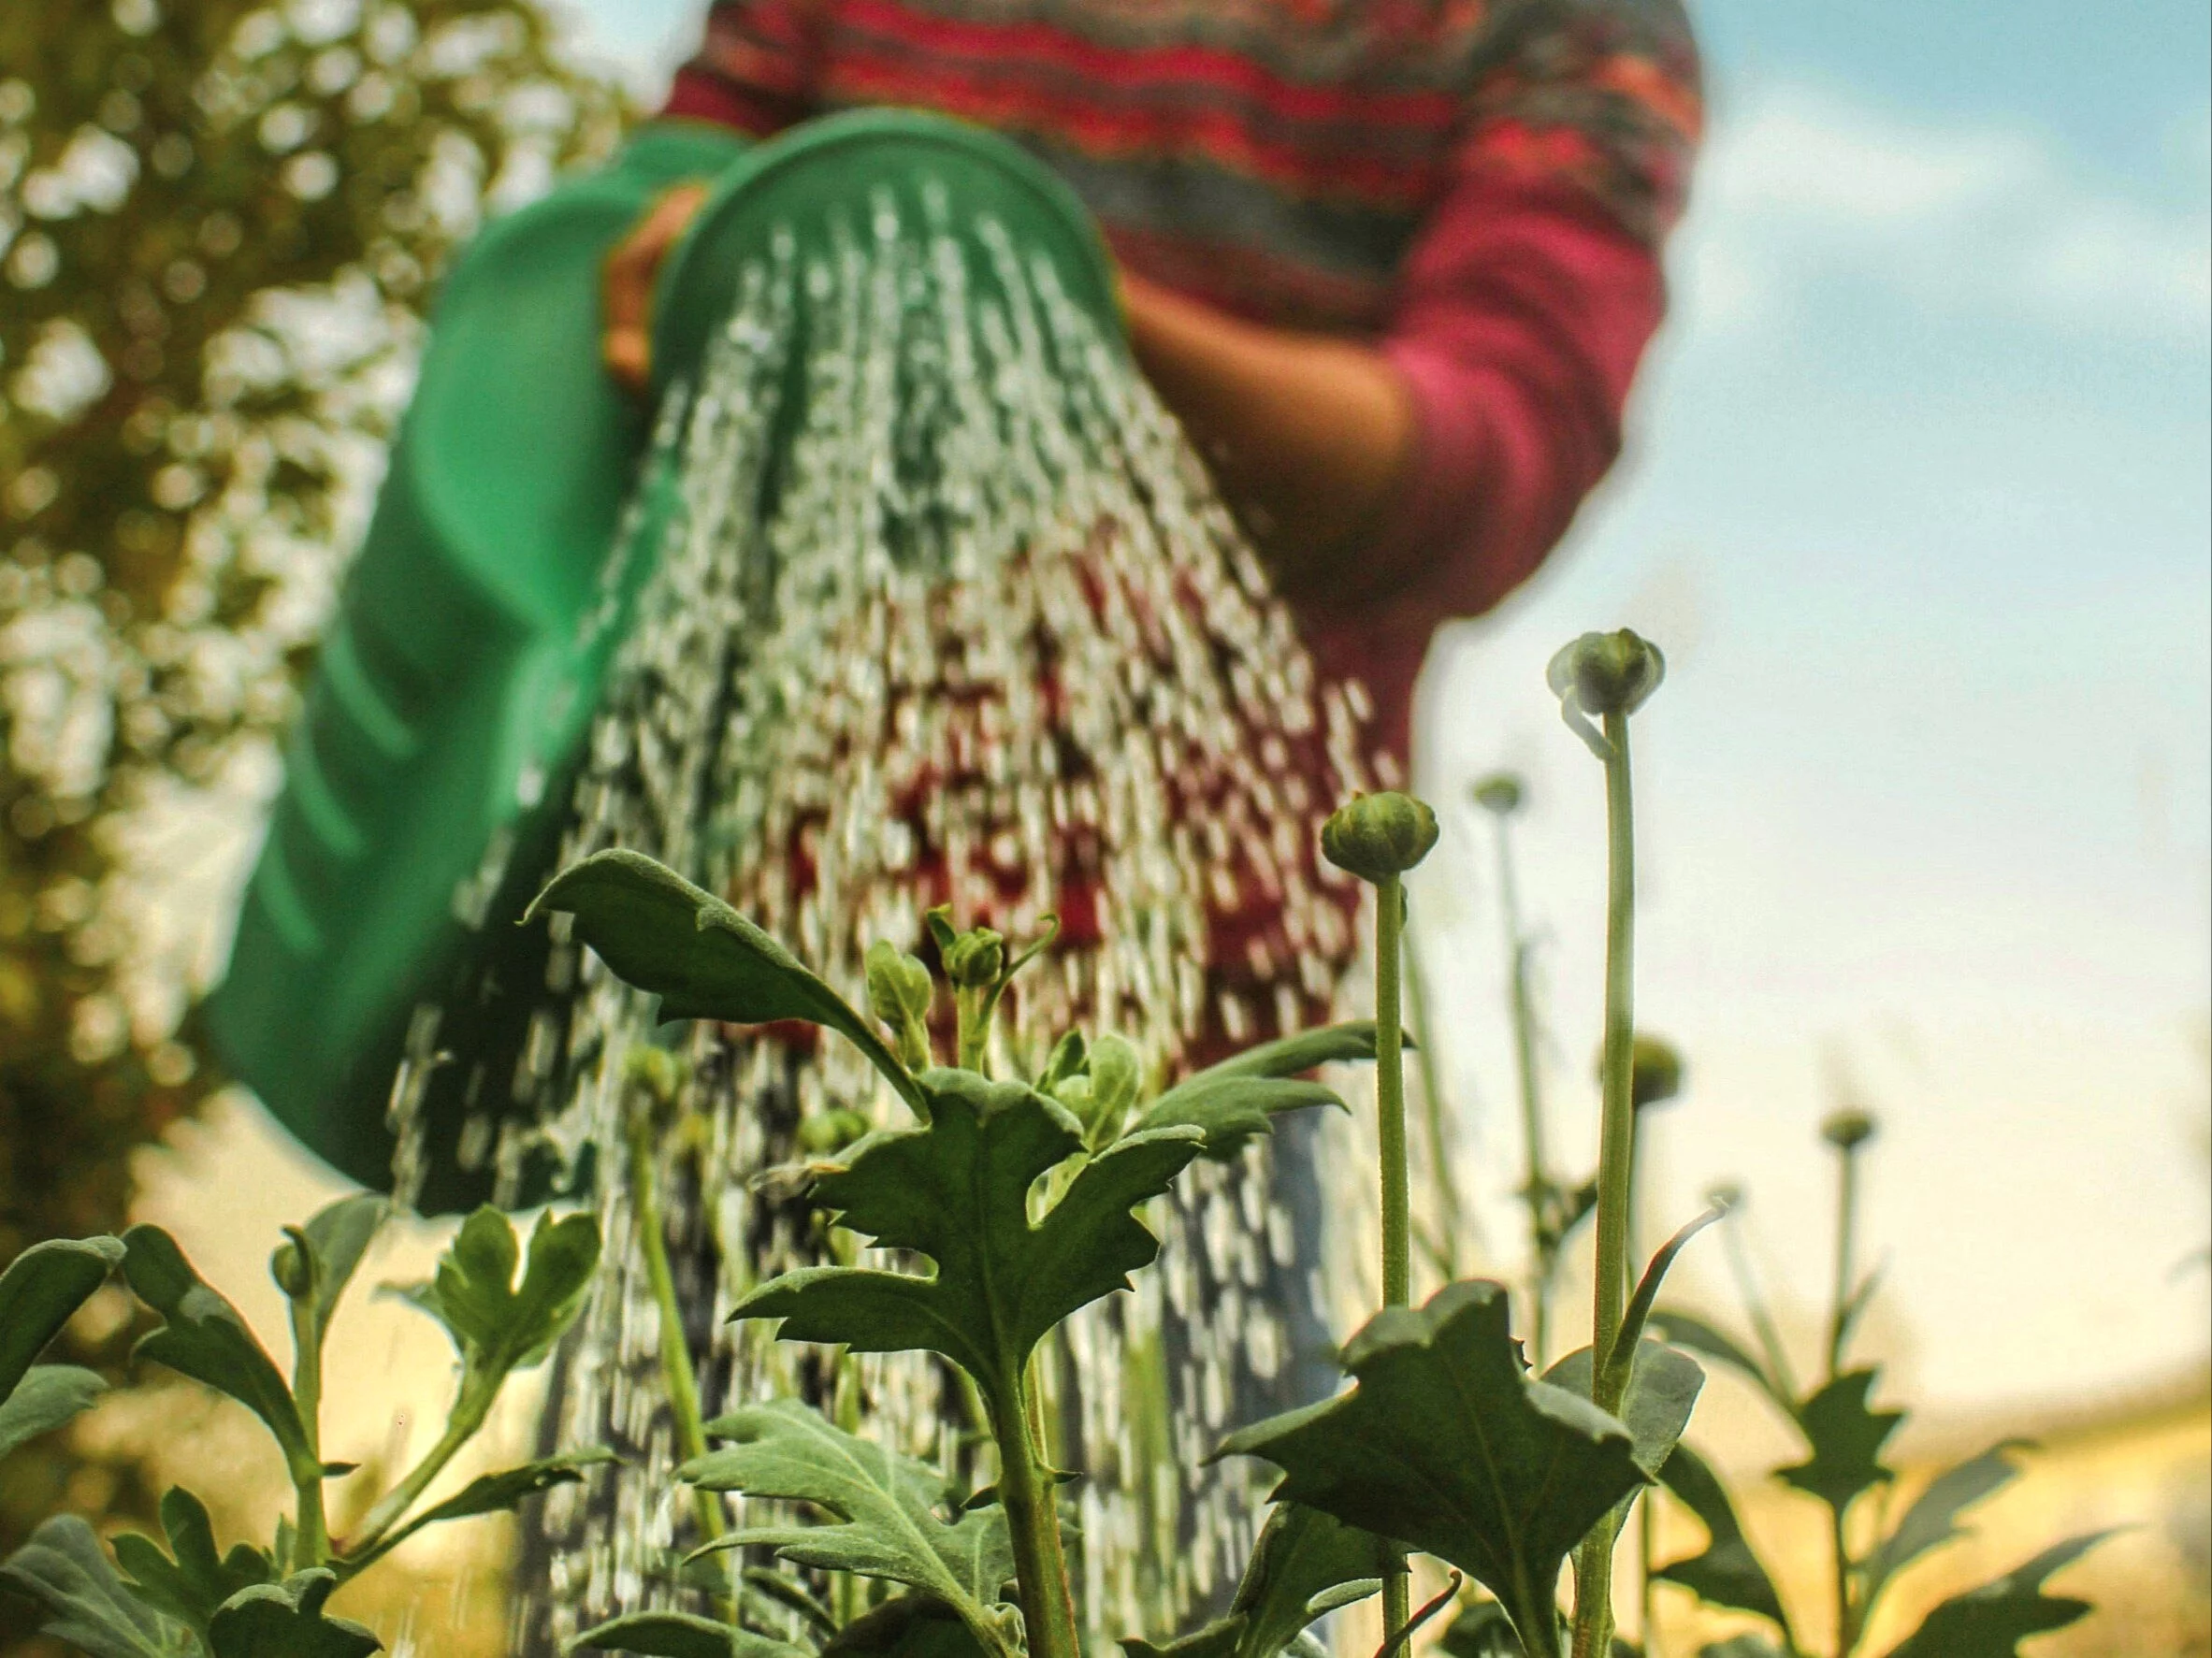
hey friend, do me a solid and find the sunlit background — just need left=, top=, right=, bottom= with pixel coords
left=3, top=0, right=2206, bottom=1651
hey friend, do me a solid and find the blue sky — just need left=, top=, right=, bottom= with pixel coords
left=550, top=0, right=2211, bottom=1420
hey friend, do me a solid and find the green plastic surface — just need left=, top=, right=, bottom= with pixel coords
left=653, top=108, right=1122, bottom=401
left=204, top=123, right=751, bottom=1201
left=205, top=111, right=1125, bottom=1208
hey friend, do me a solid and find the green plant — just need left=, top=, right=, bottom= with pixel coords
left=0, top=1198, right=606, bottom=1654
left=0, top=624, right=2111, bottom=1658
left=528, top=639, right=1720, bottom=1658
left=1649, top=1112, right=2113, bottom=1657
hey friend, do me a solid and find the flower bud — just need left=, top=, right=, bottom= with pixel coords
left=1821, top=1107, right=1877, bottom=1151
left=1320, top=791, right=1439, bottom=885
left=270, top=1233, right=313, bottom=1302
left=1546, top=629, right=1666, bottom=719
left=1470, top=772, right=1525, bottom=815
left=941, top=927, right=1005, bottom=990
left=1628, top=1033, right=1684, bottom=1110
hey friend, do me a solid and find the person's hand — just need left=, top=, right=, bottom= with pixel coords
left=601, top=180, right=713, bottom=396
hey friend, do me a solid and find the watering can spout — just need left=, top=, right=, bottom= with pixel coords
left=203, top=111, right=1124, bottom=1211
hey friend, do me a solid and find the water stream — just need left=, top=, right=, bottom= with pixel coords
left=432, top=181, right=1381, bottom=1649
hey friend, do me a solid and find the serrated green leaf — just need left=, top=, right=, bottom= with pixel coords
left=0, top=1515, right=196, bottom=1658
left=0, top=1235, right=123, bottom=1401
left=0, top=1363, right=108, bottom=1461
left=1776, top=1368, right=1903, bottom=1515
left=1541, top=1341, right=1705, bottom=1480
left=1859, top=1438, right=2031, bottom=1617
left=681, top=1399, right=1014, bottom=1656
left=528, top=849, right=921, bottom=1114
left=122, top=1225, right=315, bottom=1482
left=1884, top=1531, right=2113, bottom=1657
left=1122, top=1504, right=1386, bottom=1658
left=568, top=1610, right=808, bottom=1658
left=1646, top=1312, right=1791, bottom=1419
left=1221, top=1279, right=1645, bottom=1652
left=404, top=1207, right=600, bottom=1390
left=346, top=1449, right=614, bottom=1569
left=207, top=1569, right=380, bottom=1657
left=1653, top=1442, right=1792, bottom=1639
left=732, top=1072, right=1204, bottom=1405
left=109, top=1486, right=274, bottom=1640
left=1128, top=1075, right=1344, bottom=1162
left=820, top=1596, right=995, bottom=1658
left=1177, top=1022, right=1386, bottom=1081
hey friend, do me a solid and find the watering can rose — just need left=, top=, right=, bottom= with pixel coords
left=1321, top=791, right=1439, bottom=885
left=1546, top=628, right=1666, bottom=718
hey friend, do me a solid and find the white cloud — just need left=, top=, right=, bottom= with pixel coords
left=1680, top=83, right=2212, bottom=342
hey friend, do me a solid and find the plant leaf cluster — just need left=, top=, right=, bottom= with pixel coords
left=533, top=845, right=1712, bottom=1658
left=1652, top=1242, right=2108, bottom=1655
left=0, top=1199, right=605, bottom=1656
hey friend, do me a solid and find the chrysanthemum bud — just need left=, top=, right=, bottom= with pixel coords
left=941, top=927, right=1005, bottom=990
left=1546, top=629, right=1666, bottom=719
left=1320, top=791, right=1439, bottom=885
left=1628, top=1033, right=1684, bottom=1110
left=270, top=1234, right=313, bottom=1302
left=1470, top=772, right=1525, bottom=815
left=1821, top=1107, right=1877, bottom=1151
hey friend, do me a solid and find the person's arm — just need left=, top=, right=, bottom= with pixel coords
left=1135, top=1, right=1701, bottom=616
left=1119, top=272, right=1415, bottom=601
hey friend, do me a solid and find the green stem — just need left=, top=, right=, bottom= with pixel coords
left=1827, top=1145, right=1861, bottom=1384
left=1375, top=872, right=1414, bottom=1643
left=348, top=1393, right=487, bottom=1553
left=1828, top=1140, right=1863, bottom=1652
left=1496, top=815, right=1554, bottom=1365
left=286, top=1299, right=330, bottom=1570
left=989, top=1370, right=1080, bottom=1658
left=1721, top=1213, right=1800, bottom=1405
left=1832, top=1504, right=1858, bottom=1657
left=1639, top=1487, right=1659, bottom=1658
left=957, top=988, right=990, bottom=1074
left=1570, top=710, right=1638, bottom=1658
left=628, top=1117, right=725, bottom=1548
left=1404, top=929, right=1465, bottom=1280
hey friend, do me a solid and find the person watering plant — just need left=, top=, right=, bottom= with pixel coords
left=505, top=0, right=1700, bottom=1641
left=598, top=0, right=1703, bottom=1068
left=206, top=0, right=1700, bottom=1644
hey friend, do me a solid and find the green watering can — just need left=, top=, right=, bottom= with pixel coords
left=203, top=110, right=1122, bottom=1209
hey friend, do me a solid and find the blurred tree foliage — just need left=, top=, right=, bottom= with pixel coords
left=0, top=0, right=624, bottom=1627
